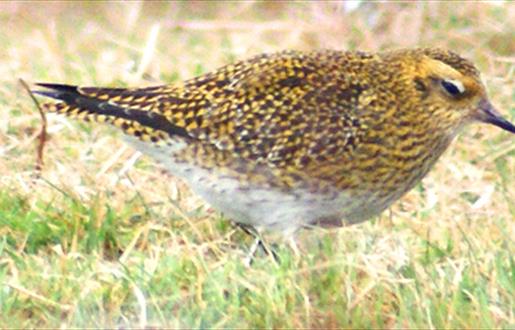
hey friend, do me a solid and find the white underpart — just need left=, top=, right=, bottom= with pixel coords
left=122, top=137, right=386, bottom=233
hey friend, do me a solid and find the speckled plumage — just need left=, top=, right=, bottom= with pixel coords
left=35, top=48, right=514, bottom=232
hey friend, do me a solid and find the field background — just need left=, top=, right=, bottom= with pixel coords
left=0, top=1, right=513, bottom=328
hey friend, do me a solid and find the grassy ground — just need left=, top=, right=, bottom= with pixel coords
left=0, top=2, right=513, bottom=328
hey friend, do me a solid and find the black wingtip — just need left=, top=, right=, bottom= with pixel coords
left=33, top=82, right=192, bottom=139
left=33, top=83, right=81, bottom=102
left=35, top=83, right=79, bottom=93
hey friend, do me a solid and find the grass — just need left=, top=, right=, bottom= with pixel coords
left=0, top=1, right=513, bottom=328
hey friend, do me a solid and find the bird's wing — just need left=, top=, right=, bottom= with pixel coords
left=34, top=83, right=191, bottom=143
left=35, top=51, right=369, bottom=168
left=182, top=50, right=368, bottom=168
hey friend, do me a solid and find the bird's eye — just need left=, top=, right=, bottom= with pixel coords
left=441, top=79, right=465, bottom=96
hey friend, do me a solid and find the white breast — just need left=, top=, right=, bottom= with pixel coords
left=124, top=137, right=390, bottom=233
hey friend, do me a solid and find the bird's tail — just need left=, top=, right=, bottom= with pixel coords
left=33, top=83, right=190, bottom=142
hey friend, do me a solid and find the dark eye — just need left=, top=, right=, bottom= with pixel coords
left=441, top=79, right=464, bottom=96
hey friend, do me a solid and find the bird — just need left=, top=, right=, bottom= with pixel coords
left=33, top=48, right=515, bottom=237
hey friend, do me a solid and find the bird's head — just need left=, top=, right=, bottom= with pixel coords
left=396, top=48, right=514, bottom=135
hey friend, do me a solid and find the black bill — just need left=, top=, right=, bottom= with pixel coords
left=477, top=99, right=515, bottom=134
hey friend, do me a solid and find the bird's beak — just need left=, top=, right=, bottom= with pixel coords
left=475, top=99, right=515, bottom=134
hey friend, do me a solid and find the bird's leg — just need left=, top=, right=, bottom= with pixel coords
left=243, top=236, right=262, bottom=267
left=234, top=222, right=258, bottom=237
left=257, top=237, right=280, bottom=265
left=233, top=222, right=279, bottom=266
